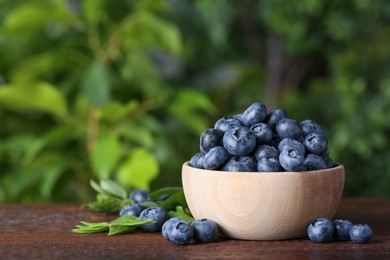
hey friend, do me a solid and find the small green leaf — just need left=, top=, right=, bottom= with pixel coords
left=90, top=179, right=105, bottom=194
left=153, top=190, right=187, bottom=211
left=108, top=225, right=135, bottom=235
left=99, top=179, right=127, bottom=199
left=91, top=135, right=120, bottom=179
left=117, top=148, right=159, bottom=190
left=82, top=59, right=110, bottom=107
left=168, top=206, right=195, bottom=223
left=149, top=187, right=183, bottom=200
left=0, top=82, right=67, bottom=118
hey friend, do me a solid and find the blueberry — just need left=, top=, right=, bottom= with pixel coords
left=139, top=207, right=167, bottom=232
left=276, top=118, right=303, bottom=140
left=250, top=123, right=273, bottom=144
left=233, top=114, right=243, bottom=123
left=332, top=219, right=353, bottom=241
left=321, top=150, right=336, bottom=168
left=349, top=224, right=373, bottom=244
left=222, top=156, right=257, bottom=172
left=253, top=145, right=279, bottom=161
left=162, top=218, right=193, bottom=245
left=223, top=126, right=256, bottom=156
left=241, top=102, right=268, bottom=127
left=189, top=152, right=206, bottom=169
left=303, top=132, right=328, bottom=155
left=264, top=109, right=289, bottom=130
left=257, top=157, right=283, bottom=172
left=200, top=128, right=223, bottom=153
left=303, top=154, right=327, bottom=171
left=278, top=138, right=305, bottom=155
left=300, top=119, right=324, bottom=136
left=214, top=116, right=243, bottom=133
left=119, top=203, right=143, bottom=217
left=307, top=217, right=334, bottom=243
left=279, top=148, right=304, bottom=171
left=203, top=146, right=229, bottom=170
left=130, top=189, right=150, bottom=203
left=191, top=219, right=218, bottom=243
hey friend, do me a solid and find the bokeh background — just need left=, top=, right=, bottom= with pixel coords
left=1, top=0, right=389, bottom=202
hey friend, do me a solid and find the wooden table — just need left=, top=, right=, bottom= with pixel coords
left=1, top=198, right=389, bottom=259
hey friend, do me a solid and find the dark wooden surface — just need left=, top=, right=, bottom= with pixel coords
left=0, top=198, right=389, bottom=259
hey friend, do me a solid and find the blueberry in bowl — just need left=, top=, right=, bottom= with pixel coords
left=182, top=101, right=345, bottom=240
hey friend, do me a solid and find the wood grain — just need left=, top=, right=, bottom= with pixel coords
left=182, top=163, right=344, bottom=240
left=0, top=199, right=389, bottom=259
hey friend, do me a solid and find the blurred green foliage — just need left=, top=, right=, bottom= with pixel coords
left=0, top=0, right=389, bottom=202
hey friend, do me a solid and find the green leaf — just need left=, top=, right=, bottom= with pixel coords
left=82, top=0, right=107, bottom=25
left=99, top=179, right=127, bottom=199
left=117, top=148, right=159, bottom=190
left=168, top=89, right=215, bottom=134
left=82, top=60, right=110, bottom=107
left=0, top=82, right=67, bottom=118
left=91, top=135, right=120, bottom=179
left=152, top=190, right=187, bottom=212
left=168, top=206, right=195, bottom=223
left=108, top=225, right=135, bottom=235
left=100, top=100, right=139, bottom=123
left=3, top=2, right=72, bottom=36
left=121, top=11, right=182, bottom=55
left=149, top=187, right=183, bottom=200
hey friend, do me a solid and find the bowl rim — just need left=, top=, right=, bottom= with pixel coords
left=183, top=161, right=344, bottom=176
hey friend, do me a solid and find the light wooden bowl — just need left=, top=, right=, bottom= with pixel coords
left=182, top=162, right=345, bottom=240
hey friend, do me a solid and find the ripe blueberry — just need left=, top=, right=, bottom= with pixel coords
left=300, top=119, right=323, bottom=136
left=303, top=154, right=327, bottom=171
left=349, top=224, right=373, bottom=244
left=200, top=128, right=223, bottom=153
left=223, top=126, right=256, bottom=156
left=222, top=156, right=257, bottom=172
left=203, top=146, right=229, bottom=170
left=191, top=219, right=219, bottom=243
left=307, top=217, right=334, bottom=243
left=257, top=157, right=283, bottom=172
left=139, top=207, right=167, bottom=232
left=279, top=148, right=304, bottom=171
left=214, top=116, right=243, bottom=133
left=253, top=144, right=279, bottom=161
left=130, top=189, right=150, bottom=203
left=189, top=152, right=206, bottom=169
left=162, top=218, right=193, bottom=245
left=264, top=109, right=289, bottom=130
left=250, top=123, right=273, bottom=144
left=332, top=219, right=353, bottom=241
left=241, top=102, right=268, bottom=127
left=304, top=132, right=328, bottom=155
left=276, top=118, right=303, bottom=140
left=119, top=203, right=143, bottom=217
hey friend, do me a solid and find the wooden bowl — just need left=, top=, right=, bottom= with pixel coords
left=182, top=162, right=345, bottom=240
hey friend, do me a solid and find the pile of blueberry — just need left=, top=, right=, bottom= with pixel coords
left=190, top=102, right=335, bottom=172
left=120, top=189, right=218, bottom=245
left=307, top=217, right=373, bottom=243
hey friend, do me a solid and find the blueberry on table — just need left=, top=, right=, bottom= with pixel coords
left=264, top=109, right=288, bottom=130
left=200, top=128, right=223, bottom=153
left=332, top=219, right=353, bottom=241
left=250, top=123, right=273, bottom=144
left=303, top=154, right=327, bottom=171
left=130, top=189, right=150, bottom=203
left=189, top=152, right=206, bottom=169
left=222, top=156, right=257, bottom=172
left=139, top=207, right=167, bottom=232
left=162, top=218, right=193, bottom=245
left=349, top=224, right=373, bottom=244
left=214, top=116, right=243, bottom=133
left=276, top=118, right=303, bottom=140
left=303, top=132, right=328, bottom=155
left=191, top=219, right=219, bottom=243
left=119, top=203, right=143, bottom=217
left=307, top=217, right=334, bottom=243
left=253, top=144, right=279, bottom=161
left=279, top=148, right=304, bottom=171
left=203, top=146, right=229, bottom=170
left=257, top=157, right=283, bottom=172
left=300, top=119, right=323, bottom=135
left=223, top=126, right=256, bottom=156
left=241, top=102, right=268, bottom=127
left=278, top=138, right=305, bottom=155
